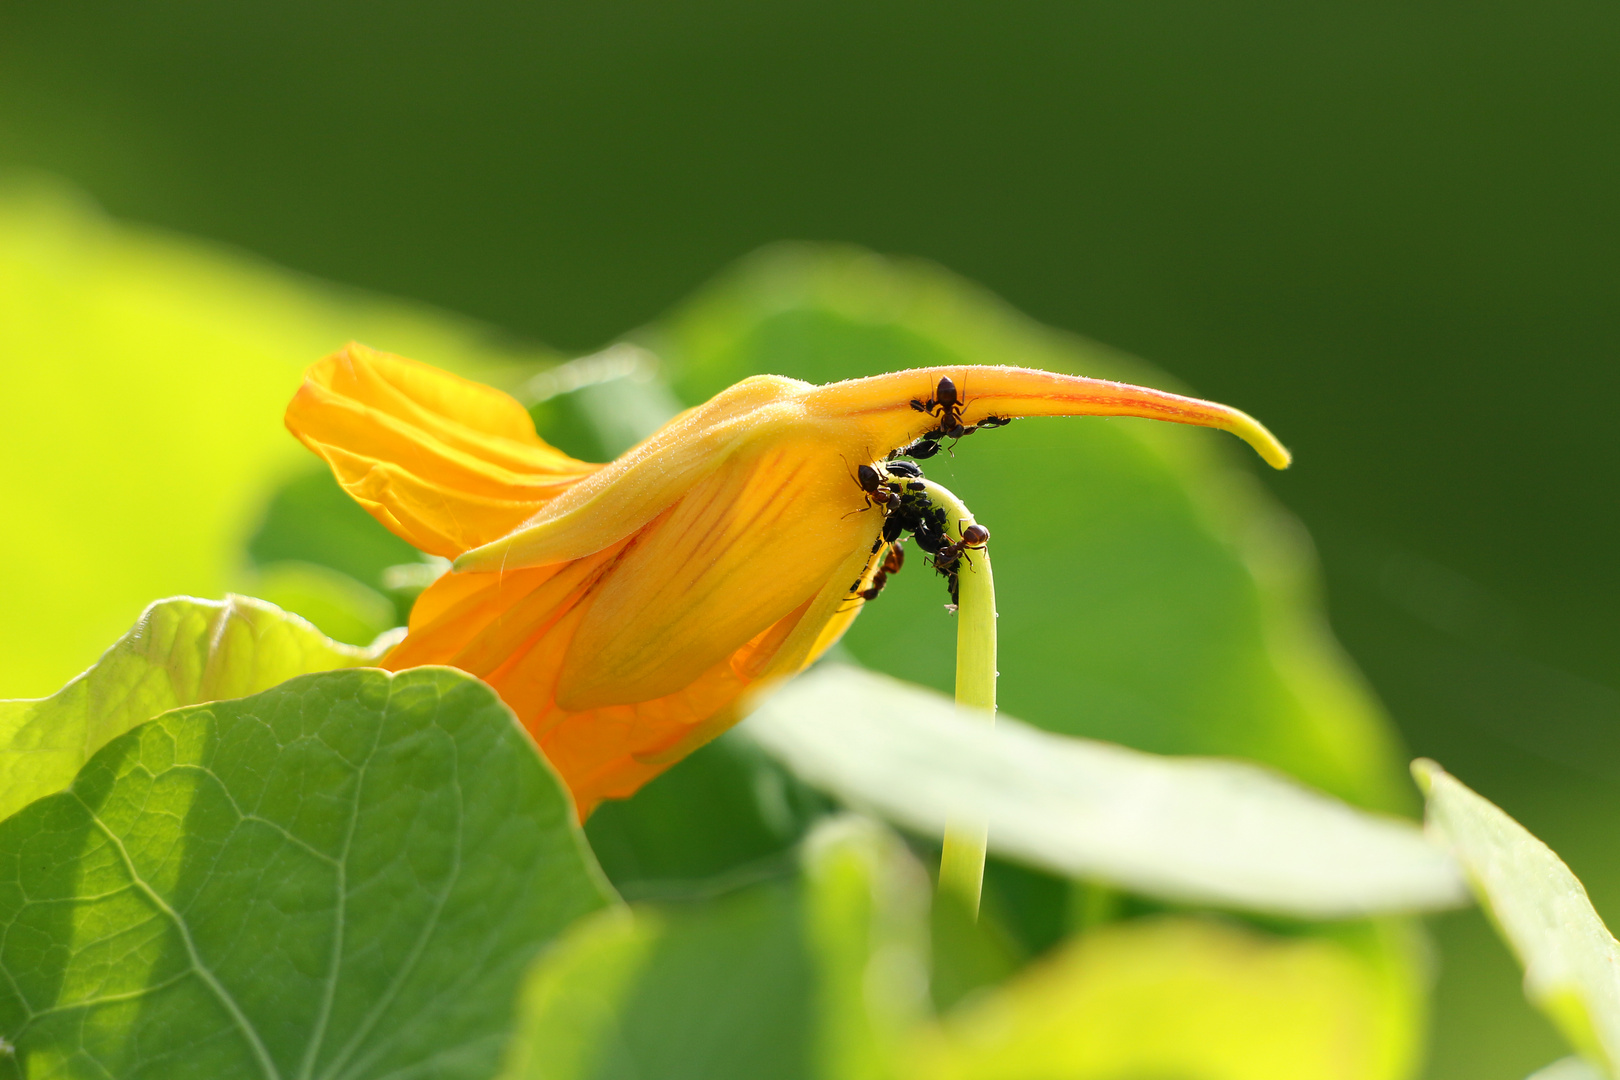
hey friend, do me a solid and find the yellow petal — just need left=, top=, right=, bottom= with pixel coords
left=541, top=660, right=754, bottom=814
left=453, top=374, right=818, bottom=572
left=388, top=555, right=613, bottom=676
left=285, top=343, right=600, bottom=555
left=554, top=434, right=879, bottom=710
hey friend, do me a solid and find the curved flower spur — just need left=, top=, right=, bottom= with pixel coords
left=286, top=344, right=1288, bottom=816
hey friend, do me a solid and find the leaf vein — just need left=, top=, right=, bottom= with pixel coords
left=73, top=792, right=283, bottom=1080
left=324, top=693, right=466, bottom=1080
left=297, top=680, right=389, bottom=1080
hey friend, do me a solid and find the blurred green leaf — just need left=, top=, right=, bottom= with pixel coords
left=0, top=666, right=612, bottom=1079
left=1416, top=759, right=1620, bottom=1074
left=242, top=560, right=398, bottom=646
left=800, top=817, right=932, bottom=1080
left=246, top=467, right=421, bottom=593
left=0, top=177, right=557, bottom=698
left=502, top=884, right=815, bottom=1080
left=498, top=906, right=662, bottom=1080
left=0, top=594, right=394, bottom=825
left=583, top=731, right=830, bottom=901
left=522, top=344, right=682, bottom=463
left=973, top=857, right=1070, bottom=961
left=928, top=885, right=1023, bottom=1013
left=908, top=917, right=1424, bottom=1080
left=510, top=811, right=1422, bottom=1080
left=642, top=244, right=1407, bottom=812
left=744, top=664, right=1466, bottom=919
left=502, top=816, right=928, bottom=1080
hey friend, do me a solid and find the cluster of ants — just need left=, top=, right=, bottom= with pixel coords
left=846, top=377, right=1009, bottom=611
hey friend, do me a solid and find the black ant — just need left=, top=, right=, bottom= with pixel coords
left=850, top=460, right=928, bottom=543
left=843, top=457, right=991, bottom=611
left=848, top=460, right=914, bottom=596
left=840, top=459, right=991, bottom=612
left=891, top=432, right=944, bottom=460
left=846, top=458, right=935, bottom=603
left=911, top=376, right=964, bottom=430
left=850, top=462, right=900, bottom=515
left=893, top=376, right=1014, bottom=459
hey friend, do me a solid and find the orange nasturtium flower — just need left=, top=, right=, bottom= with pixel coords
left=286, top=343, right=1288, bottom=815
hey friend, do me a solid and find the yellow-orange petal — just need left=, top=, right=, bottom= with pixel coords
left=765, top=537, right=879, bottom=678
left=453, top=374, right=814, bottom=572
left=285, top=343, right=602, bottom=556
left=555, top=435, right=877, bottom=710
left=546, top=542, right=877, bottom=814
left=541, top=664, right=753, bottom=815
left=804, top=365, right=1292, bottom=469
left=390, top=547, right=825, bottom=817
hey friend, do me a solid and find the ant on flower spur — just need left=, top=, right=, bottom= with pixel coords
left=847, top=459, right=924, bottom=533
left=845, top=460, right=909, bottom=520
left=846, top=458, right=930, bottom=602
left=910, top=375, right=964, bottom=428
left=892, top=376, right=1014, bottom=460
left=845, top=460, right=910, bottom=598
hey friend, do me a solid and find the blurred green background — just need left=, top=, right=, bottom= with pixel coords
left=3, top=2, right=1617, bottom=1076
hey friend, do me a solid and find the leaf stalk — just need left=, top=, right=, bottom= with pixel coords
left=918, top=479, right=996, bottom=917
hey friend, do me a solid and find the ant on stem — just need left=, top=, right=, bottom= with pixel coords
left=933, top=522, right=990, bottom=609
left=842, top=455, right=991, bottom=612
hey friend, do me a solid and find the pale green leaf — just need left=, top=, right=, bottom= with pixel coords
left=743, top=665, right=1467, bottom=919
left=498, top=907, right=662, bottom=1080
left=0, top=594, right=398, bottom=825
left=0, top=666, right=612, bottom=1079
left=1416, top=759, right=1620, bottom=1074
left=1527, top=1059, right=1608, bottom=1080
left=908, top=917, right=1424, bottom=1080
left=243, top=561, right=399, bottom=647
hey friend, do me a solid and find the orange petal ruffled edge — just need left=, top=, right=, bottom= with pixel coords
left=283, top=342, right=601, bottom=557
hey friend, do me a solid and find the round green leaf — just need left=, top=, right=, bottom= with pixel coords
left=0, top=666, right=612, bottom=1079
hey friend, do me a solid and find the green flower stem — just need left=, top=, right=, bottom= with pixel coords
left=918, top=479, right=997, bottom=917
